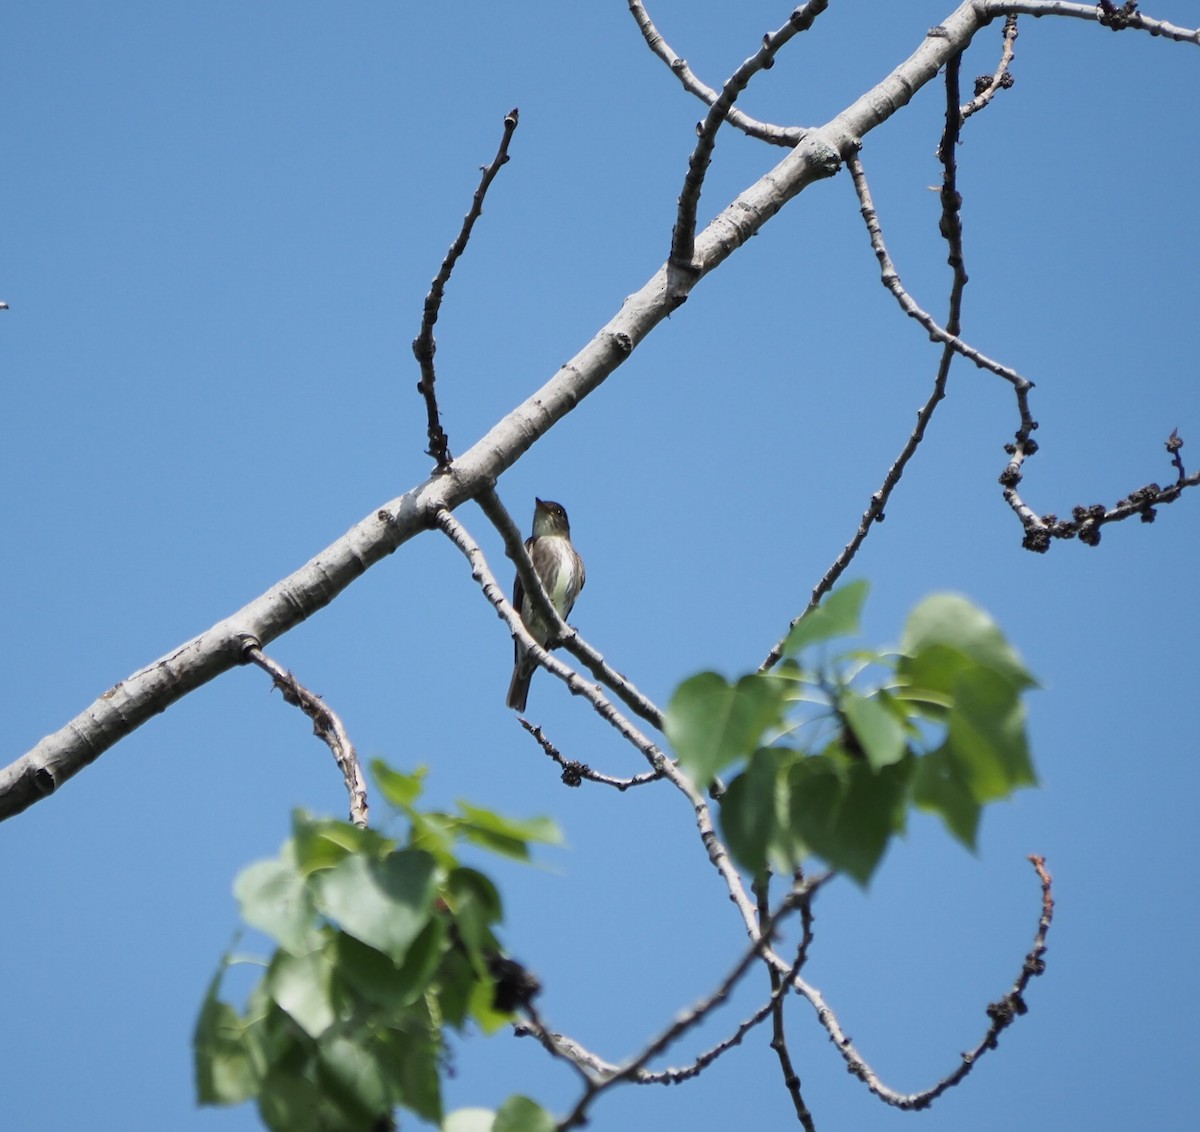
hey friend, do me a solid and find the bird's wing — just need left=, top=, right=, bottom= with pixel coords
left=511, top=536, right=535, bottom=662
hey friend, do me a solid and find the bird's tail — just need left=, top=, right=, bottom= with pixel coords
left=506, top=659, right=533, bottom=712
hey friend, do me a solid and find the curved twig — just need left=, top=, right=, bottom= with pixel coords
left=240, top=640, right=369, bottom=826
left=412, top=108, right=521, bottom=470
left=626, top=1, right=808, bottom=147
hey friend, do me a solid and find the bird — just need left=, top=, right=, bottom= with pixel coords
left=506, top=498, right=586, bottom=712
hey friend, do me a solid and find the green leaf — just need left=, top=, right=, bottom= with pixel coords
left=234, top=858, right=316, bottom=956
left=665, top=671, right=787, bottom=785
left=945, top=667, right=1036, bottom=800
left=314, top=850, right=439, bottom=963
left=258, top=1060, right=326, bottom=1132
left=495, top=1095, right=556, bottom=1132
left=468, top=975, right=512, bottom=1035
left=718, top=748, right=788, bottom=875
left=899, top=593, right=1036, bottom=695
left=785, top=754, right=912, bottom=885
left=841, top=689, right=908, bottom=769
left=443, top=1110, right=498, bottom=1132
left=913, top=744, right=982, bottom=849
left=266, top=946, right=336, bottom=1039
left=377, top=1010, right=443, bottom=1122
left=333, top=920, right=447, bottom=1011
left=783, top=580, right=869, bottom=655
left=372, top=760, right=428, bottom=811
left=291, top=814, right=392, bottom=875
left=194, top=969, right=262, bottom=1105
left=408, top=810, right=461, bottom=865
left=455, top=803, right=562, bottom=862
left=445, top=868, right=503, bottom=968
left=315, top=1033, right=392, bottom=1129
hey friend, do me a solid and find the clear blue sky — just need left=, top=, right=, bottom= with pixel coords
left=4, top=3, right=1198, bottom=1130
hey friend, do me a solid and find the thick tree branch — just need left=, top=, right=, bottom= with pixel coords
left=2, top=1, right=1153, bottom=822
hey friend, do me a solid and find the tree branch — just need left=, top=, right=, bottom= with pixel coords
left=670, top=0, right=829, bottom=265
left=241, top=640, right=369, bottom=827
left=412, top=107, right=521, bottom=470
left=626, top=1, right=807, bottom=147
left=0, top=1, right=1122, bottom=822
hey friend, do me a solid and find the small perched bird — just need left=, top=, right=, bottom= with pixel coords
left=506, top=498, right=586, bottom=712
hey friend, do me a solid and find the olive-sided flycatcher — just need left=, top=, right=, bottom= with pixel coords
left=506, top=498, right=586, bottom=712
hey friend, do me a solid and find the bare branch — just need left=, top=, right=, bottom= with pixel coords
left=670, top=0, right=829, bottom=266
left=626, top=1, right=807, bottom=147
left=240, top=639, right=369, bottom=827
left=756, top=876, right=818, bottom=1130
left=412, top=107, right=521, bottom=470
left=556, top=889, right=806, bottom=1130
left=9, top=1, right=1173, bottom=822
left=1003, top=433, right=1200, bottom=552
left=517, top=718, right=663, bottom=791
left=766, top=854, right=1055, bottom=1111
left=961, top=14, right=1018, bottom=122
left=984, top=0, right=1198, bottom=43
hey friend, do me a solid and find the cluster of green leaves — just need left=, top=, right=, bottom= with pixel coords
left=195, top=761, right=558, bottom=1132
left=664, top=583, right=1038, bottom=884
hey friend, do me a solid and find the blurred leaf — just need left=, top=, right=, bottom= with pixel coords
left=258, top=1060, right=325, bottom=1132
left=194, top=969, right=261, bottom=1105
left=718, top=748, right=788, bottom=875
left=315, top=1033, right=391, bottom=1128
left=786, top=754, right=911, bottom=885
left=783, top=580, right=869, bottom=655
left=266, top=946, right=335, bottom=1039
left=408, top=811, right=461, bottom=866
left=446, top=868, right=503, bottom=967
left=495, top=1095, right=556, bottom=1132
left=373, top=760, right=428, bottom=811
left=841, top=689, right=908, bottom=769
left=899, top=593, right=1037, bottom=695
left=334, top=920, right=446, bottom=1011
left=443, top=1110, right=497, bottom=1132
left=946, top=667, right=1037, bottom=801
left=468, top=975, right=511, bottom=1035
left=314, top=850, right=439, bottom=963
left=377, top=1020, right=443, bottom=1123
left=235, top=858, right=316, bottom=956
left=913, top=744, right=982, bottom=849
left=292, top=815, right=392, bottom=874
left=455, top=803, right=562, bottom=861
left=665, top=671, right=787, bottom=784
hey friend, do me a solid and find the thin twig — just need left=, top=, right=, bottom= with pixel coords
left=961, top=14, right=1018, bottom=122
left=556, top=889, right=807, bottom=1130
left=1003, top=438, right=1200, bottom=552
left=239, top=639, right=369, bottom=827
left=983, top=1, right=1198, bottom=44
left=671, top=1, right=829, bottom=266
left=626, top=1, right=808, bottom=147
left=768, top=854, right=1055, bottom=1110
left=756, top=876, right=818, bottom=1130
left=517, top=718, right=663, bottom=790
left=412, top=108, right=520, bottom=470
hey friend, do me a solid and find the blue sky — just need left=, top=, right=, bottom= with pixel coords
left=3, top=3, right=1199, bottom=1130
